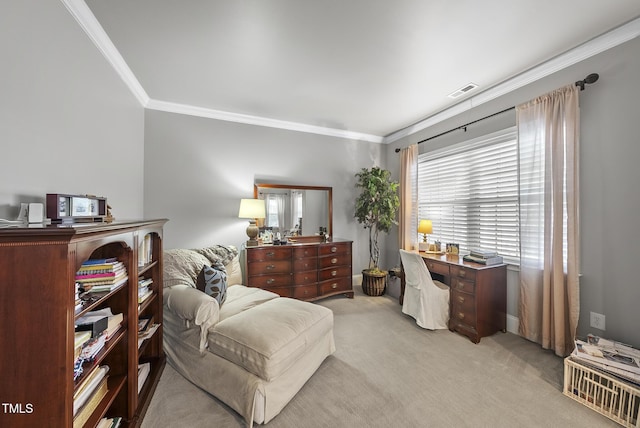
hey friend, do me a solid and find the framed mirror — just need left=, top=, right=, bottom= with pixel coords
left=254, top=183, right=332, bottom=242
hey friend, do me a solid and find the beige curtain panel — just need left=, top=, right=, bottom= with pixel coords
left=399, top=144, right=418, bottom=251
left=517, top=84, right=581, bottom=357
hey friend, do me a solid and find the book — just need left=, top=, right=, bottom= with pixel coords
left=80, top=257, right=118, bottom=266
left=463, top=254, right=504, bottom=265
left=138, top=362, right=151, bottom=393
left=138, top=288, right=153, bottom=304
left=76, top=272, right=127, bottom=283
left=469, top=248, right=499, bottom=258
left=73, top=376, right=109, bottom=428
left=77, top=260, right=124, bottom=272
left=74, top=365, right=109, bottom=415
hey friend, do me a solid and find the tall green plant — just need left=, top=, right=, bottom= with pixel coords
left=354, top=167, right=400, bottom=272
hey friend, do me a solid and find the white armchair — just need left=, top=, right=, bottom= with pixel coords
left=399, top=249, right=450, bottom=330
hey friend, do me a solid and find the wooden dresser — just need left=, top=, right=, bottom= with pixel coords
left=245, top=239, right=354, bottom=301
left=400, top=252, right=507, bottom=343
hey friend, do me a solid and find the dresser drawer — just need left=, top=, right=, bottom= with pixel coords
left=319, top=277, right=352, bottom=294
left=293, top=257, right=317, bottom=272
left=451, top=265, right=476, bottom=282
left=246, top=247, right=291, bottom=262
left=293, top=271, right=317, bottom=285
left=424, top=259, right=450, bottom=276
left=293, top=284, right=318, bottom=300
left=248, top=260, right=291, bottom=275
left=318, top=254, right=350, bottom=269
left=293, top=246, right=318, bottom=259
left=318, top=265, right=352, bottom=281
left=262, top=286, right=292, bottom=298
left=451, top=278, right=476, bottom=295
left=319, top=242, right=351, bottom=256
left=248, top=273, right=292, bottom=288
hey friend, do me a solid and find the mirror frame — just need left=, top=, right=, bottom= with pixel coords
left=254, top=183, right=333, bottom=240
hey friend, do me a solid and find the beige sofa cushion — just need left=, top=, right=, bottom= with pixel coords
left=219, top=285, right=279, bottom=321
left=209, top=298, right=334, bottom=381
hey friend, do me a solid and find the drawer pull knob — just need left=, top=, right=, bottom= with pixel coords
left=331, top=283, right=338, bottom=289
left=458, top=296, right=465, bottom=303
left=267, top=252, right=275, bottom=257
left=457, top=282, right=464, bottom=289
left=331, top=258, right=338, bottom=264
left=304, top=290, right=308, bottom=295
left=331, top=270, right=337, bottom=276
left=267, top=279, right=275, bottom=285
left=459, top=270, right=466, bottom=278
left=458, top=312, right=465, bottom=319
left=331, top=247, right=337, bottom=253
left=266, top=264, right=275, bottom=270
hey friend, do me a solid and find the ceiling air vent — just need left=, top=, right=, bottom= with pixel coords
left=448, top=82, right=479, bottom=99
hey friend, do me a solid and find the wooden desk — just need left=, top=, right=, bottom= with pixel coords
left=399, top=252, right=507, bottom=343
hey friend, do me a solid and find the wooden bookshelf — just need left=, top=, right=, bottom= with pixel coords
left=0, top=219, right=167, bottom=427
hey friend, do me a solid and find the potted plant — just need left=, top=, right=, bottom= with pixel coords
left=354, top=166, right=400, bottom=296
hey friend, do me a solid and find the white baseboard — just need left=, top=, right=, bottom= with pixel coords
left=506, top=314, right=519, bottom=334
left=352, top=273, right=362, bottom=286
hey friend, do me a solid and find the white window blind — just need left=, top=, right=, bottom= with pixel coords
left=417, top=128, right=520, bottom=264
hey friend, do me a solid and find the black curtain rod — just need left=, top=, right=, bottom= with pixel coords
left=395, top=73, right=599, bottom=153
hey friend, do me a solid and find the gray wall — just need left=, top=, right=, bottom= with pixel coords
left=0, top=1, right=144, bottom=221
left=386, top=37, right=640, bottom=348
left=143, top=109, right=386, bottom=274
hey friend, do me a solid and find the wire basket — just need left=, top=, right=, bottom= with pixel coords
left=564, top=357, right=640, bottom=427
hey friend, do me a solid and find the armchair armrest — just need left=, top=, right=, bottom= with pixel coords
left=164, top=284, right=219, bottom=351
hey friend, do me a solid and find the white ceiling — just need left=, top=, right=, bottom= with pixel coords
left=72, top=0, right=640, bottom=142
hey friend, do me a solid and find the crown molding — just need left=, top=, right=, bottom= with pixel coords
left=146, top=99, right=384, bottom=143
left=384, top=17, right=640, bottom=144
left=64, top=1, right=638, bottom=144
left=62, top=0, right=149, bottom=106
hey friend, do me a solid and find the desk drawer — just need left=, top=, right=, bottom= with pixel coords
left=248, top=260, right=291, bottom=275
left=262, top=286, right=292, bottom=298
left=451, top=266, right=476, bottom=282
left=246, top=247, right=291, bottom=262
left=424, top=259, right=450, bottom=276
left=451, top=278, right=476, bottom=295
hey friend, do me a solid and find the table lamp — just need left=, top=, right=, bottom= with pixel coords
left=238, top=199, right=266, bottom=247
left=417, top=219, right=432, bottom=251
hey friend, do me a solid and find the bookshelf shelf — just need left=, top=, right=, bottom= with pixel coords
left=0, top=219, right=167, bottom=428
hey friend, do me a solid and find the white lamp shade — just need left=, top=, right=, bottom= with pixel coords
left=238, top=199, right=266, bottom=219
left=417, top=219, right=433, bottom=234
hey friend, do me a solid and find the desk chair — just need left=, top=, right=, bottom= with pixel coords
left=399, top=249, right=450, bottom=330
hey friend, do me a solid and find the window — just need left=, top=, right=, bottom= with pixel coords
left=417, top=128, right=519, bottom=264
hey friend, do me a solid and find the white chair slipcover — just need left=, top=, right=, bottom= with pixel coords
left=399, top=249, right=450, bottom=330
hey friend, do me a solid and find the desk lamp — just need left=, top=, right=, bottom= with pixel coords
left=417, top=219, right=432, bottom=251
left=238, top=199, right=266, bottom=247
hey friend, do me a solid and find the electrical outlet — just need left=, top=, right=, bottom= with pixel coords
left=590, top=312, right=606, bottom=330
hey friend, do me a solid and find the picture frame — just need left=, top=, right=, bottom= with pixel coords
left=446, top=243, right=459, bottom=255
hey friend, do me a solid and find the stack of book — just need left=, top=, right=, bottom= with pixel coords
left=76, top=258, right=128, bottom=293
left=463, top=249, right=504, bottom=265
left=572, top=334, right=640, bottom=385
left=73, top=365, right=110, bottom=428
left=138, top=277, right=153, bottom=305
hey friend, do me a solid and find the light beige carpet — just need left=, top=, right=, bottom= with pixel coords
left=141, top=287, right=617, bottom=427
